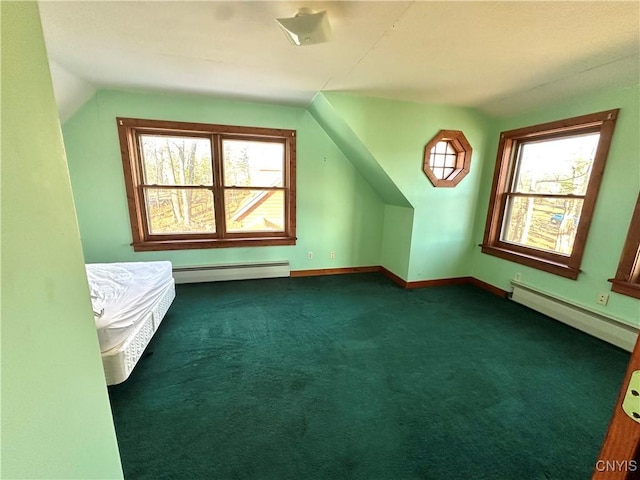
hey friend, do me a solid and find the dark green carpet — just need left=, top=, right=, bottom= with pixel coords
left=108, top=273, right=629, bottom=480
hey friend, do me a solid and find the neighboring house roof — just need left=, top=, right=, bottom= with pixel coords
left=231, top=177, right=283, bottom=228
left=232, top=189, right=276, bottom=223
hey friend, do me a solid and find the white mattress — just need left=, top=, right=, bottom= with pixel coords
left=86, top=261, right=174, bottom=352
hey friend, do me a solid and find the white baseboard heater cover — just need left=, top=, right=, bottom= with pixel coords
left=511, top=282, right=638, bottom=352
left=173, top=261, right=290, bottom=284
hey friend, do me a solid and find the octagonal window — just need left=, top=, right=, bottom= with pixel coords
left=423, top=130, right=472, bottom=187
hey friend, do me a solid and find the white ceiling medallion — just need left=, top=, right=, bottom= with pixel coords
left=275, top=8, right=332, bottom=46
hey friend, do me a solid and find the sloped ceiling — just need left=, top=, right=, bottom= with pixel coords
left=39, top=1, right=639, bottom=120
left=309, top=93, right=411, bottom=207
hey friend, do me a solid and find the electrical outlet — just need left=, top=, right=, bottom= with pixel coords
left=307, top=252, right=313, bottom=260
left=514, top=272, right=522, bottom=282
left=329, top=251, right=335, bottom=259
left=597, top=292, right=609, bottom=306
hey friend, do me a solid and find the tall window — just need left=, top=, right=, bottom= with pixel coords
left=481, top=110, right=618, bottom=279
left=117, top=118, right=296, bottom=251
left=610, top=192, right=640, bottom=299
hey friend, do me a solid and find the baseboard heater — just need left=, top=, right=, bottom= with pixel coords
left=173, top=261, right=290, bottom=284
left=510, top=281, right=638, bottom=352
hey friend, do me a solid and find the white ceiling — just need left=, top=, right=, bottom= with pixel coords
left=39, top=1, right=640, bottom=118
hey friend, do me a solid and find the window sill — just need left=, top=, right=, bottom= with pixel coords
left=480, top=244, right=580, bottom=280
left=609, top=279, right=640, bottom=299
left=133, top=236, right=296, bottom=252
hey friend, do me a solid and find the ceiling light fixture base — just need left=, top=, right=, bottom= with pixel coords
left=275, top=9, right=332, bottom=46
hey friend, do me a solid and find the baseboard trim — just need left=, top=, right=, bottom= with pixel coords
left=406, top=276, right=471, bottom=289
left=291, top=265, right=508, bottom=297
left=380, top=267, right=407, bottom=287
left=469, top=277, right=509, bottom=298
left=291, top=266, right=380, bottom=278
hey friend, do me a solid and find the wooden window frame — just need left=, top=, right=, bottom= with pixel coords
left=423, top=130, right=472, bottom=187
left=117, top=117, right=297, bottom=251
left=481, top=110, right=619, bottom=280
left=610, top=192, right=640, bottom=299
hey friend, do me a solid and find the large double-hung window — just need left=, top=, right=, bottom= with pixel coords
left=481, top=110, right=618, bottom=279
left=117, top=118, right=296, bottom=251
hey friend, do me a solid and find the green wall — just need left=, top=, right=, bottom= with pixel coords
left=318, top=93, right=490, bottom=281
left=62, top=90, right=385, bottom=271
left=470, top=84, right=640, bottom=326
left=1, top=3, right=123, bottom=478
left=60, top=47, right=638, bottom=327
left=380, top=206, right=414, bottom=279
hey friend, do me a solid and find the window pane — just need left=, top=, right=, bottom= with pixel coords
left=433, top=141, right=448, bottom=154
left=443, top=167, right=455, bottom=178
left=444, top=154, right=457, bottom=168
left=145, top=188, right=215, bottom=234
left=501, top=196, right=584, bottom=255
left=225, top=189, right=284, bottom=233
left=223, top=140, right=284, bottom=187
left=432, top=154, right=445, bottom=167
left=140, top=135, right=213, bottom=186
left=513, top=133, right=599, bottom=195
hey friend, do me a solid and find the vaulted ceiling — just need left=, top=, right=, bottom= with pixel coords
left=39, top=1, right=640, bottom=120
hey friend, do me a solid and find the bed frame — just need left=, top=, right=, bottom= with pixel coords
left=101, top=280, right=176, bottom=385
